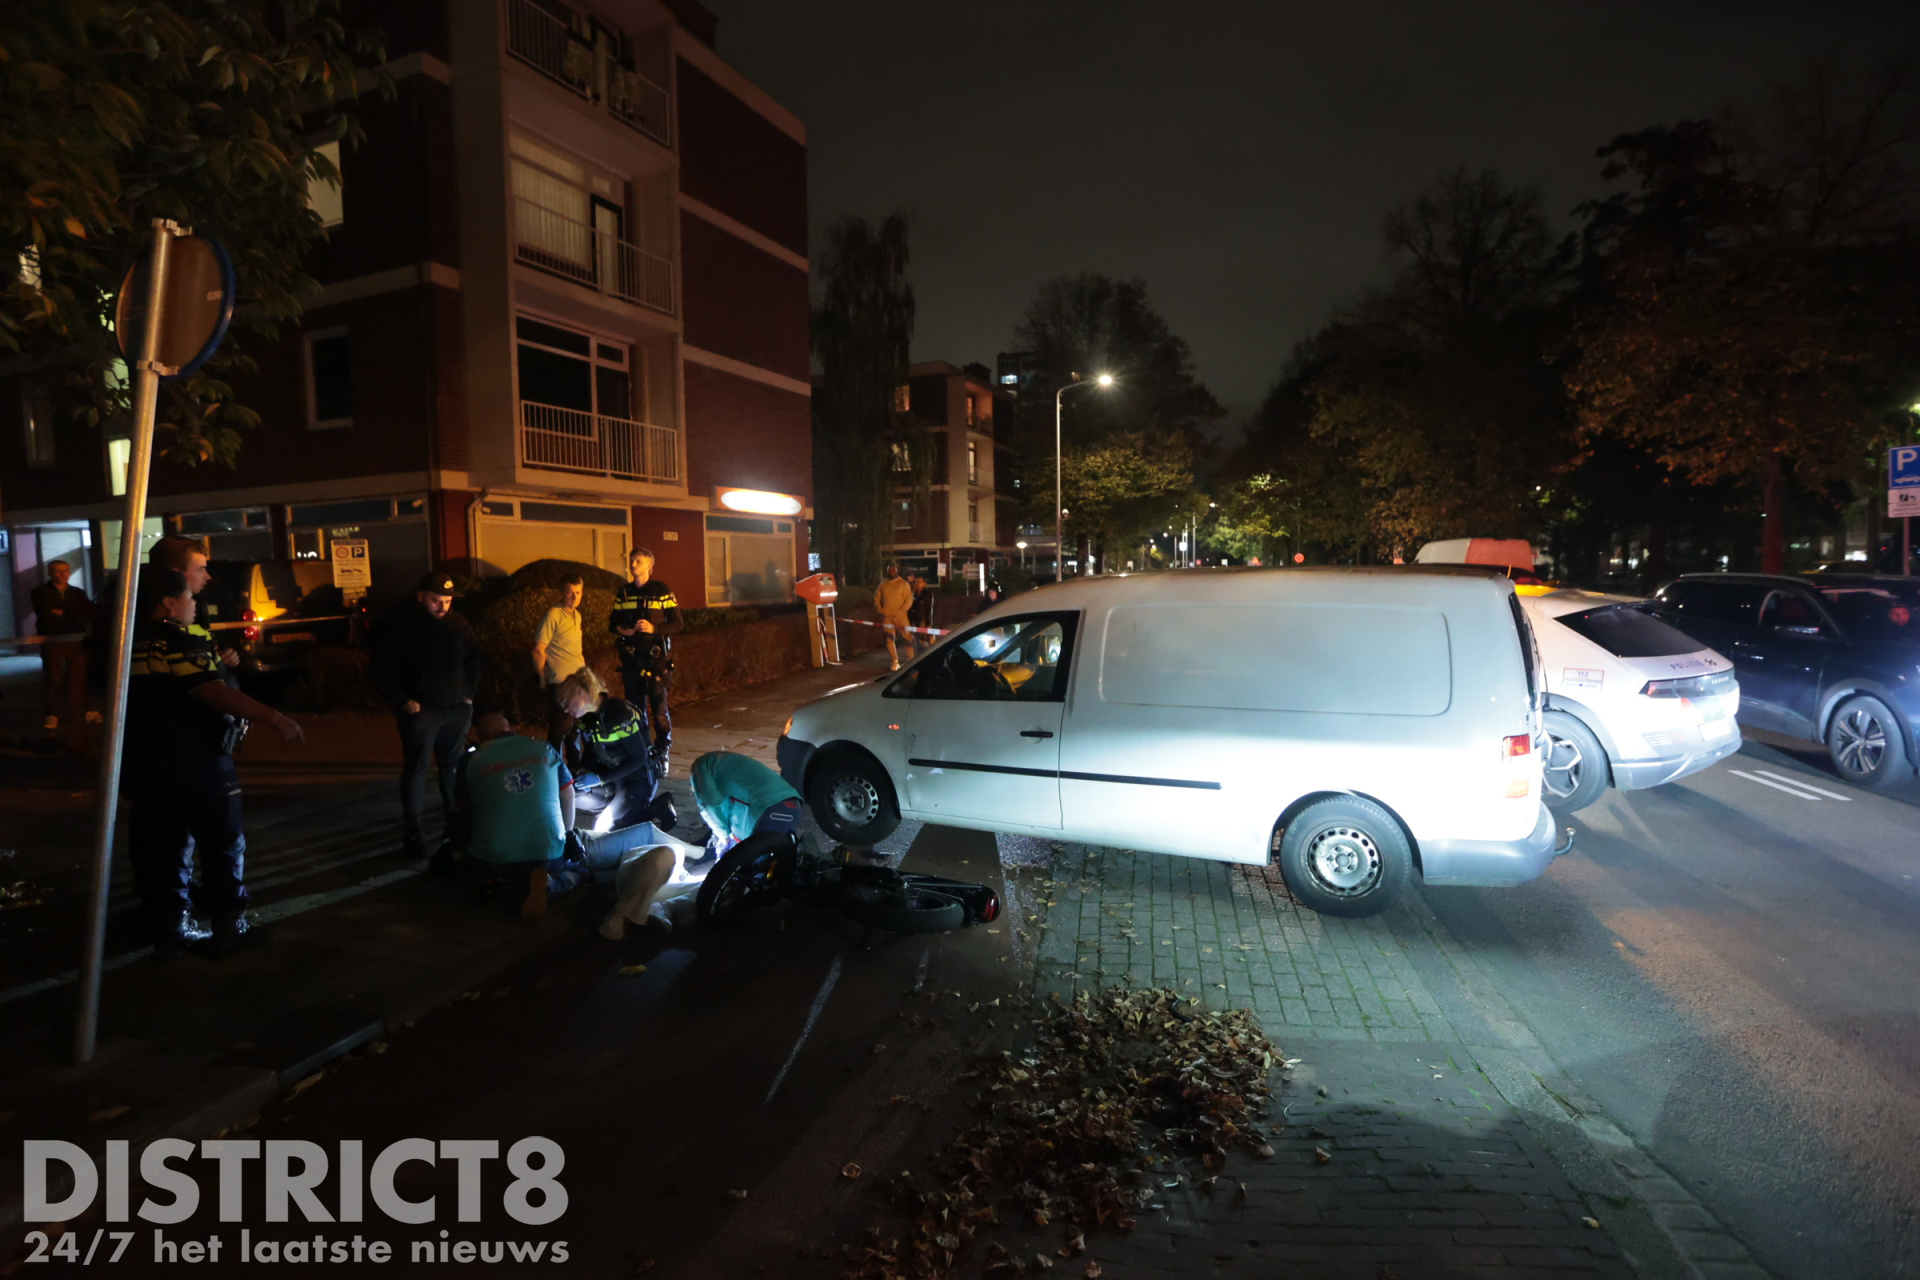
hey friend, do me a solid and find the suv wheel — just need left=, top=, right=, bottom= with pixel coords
left=806, top=749, right=901, bottom=846
left=1826, top=695, right=1910, bottom=790
left=1277, top=796, right=1412, bottom=918
left=1541, top=711, right=1610, bottom=813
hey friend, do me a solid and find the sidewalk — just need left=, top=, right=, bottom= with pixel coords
left=1007, top=843, right=1772, bottom=1279
left=0, top=653, right=888, bottom=1237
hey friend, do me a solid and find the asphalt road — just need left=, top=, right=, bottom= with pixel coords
left=1424, top=735, right=1920, bottom=1280
left=125, top=822, right=1023, bottom=1278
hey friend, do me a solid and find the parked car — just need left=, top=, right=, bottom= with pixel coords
left=1646, top=573, right=1920, bottom=789
left=201, top=560, right=356, bottom=682
left=779, top=568, right=1567, bottom=918
left=1520, top=590, right=1741, bottom=812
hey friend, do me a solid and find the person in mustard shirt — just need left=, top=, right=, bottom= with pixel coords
left=874, top=561, right=917, bottom=671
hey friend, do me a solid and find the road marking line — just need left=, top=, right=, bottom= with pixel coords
left=913, top=946, right=931, bottom=994
left=765, top=954, right=843, bottom=1106
left=1752, top=769, right=1853, bottom=801
left=1727, top=769, right=1838, bottom=802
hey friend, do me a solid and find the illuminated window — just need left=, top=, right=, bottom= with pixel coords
left=966, top=396, right=976, bottom=426
left=307, top=141, right=344, bottom=228
left=891, top=441, right=912, bottom=472
left=892, top=384, right=910, bottom=413
left=893, top=500, right=912, bottom=530
left=967, top=443, right=979, bottom=484
left=108, top=436, right=131, bottom=496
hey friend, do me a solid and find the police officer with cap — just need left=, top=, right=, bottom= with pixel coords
left=371, top=570, right=481, bottom=859
left=126, top=568, right=304, bottom=956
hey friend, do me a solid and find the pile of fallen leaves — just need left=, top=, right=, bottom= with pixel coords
left=841, top=987, right=1280, bottom=1278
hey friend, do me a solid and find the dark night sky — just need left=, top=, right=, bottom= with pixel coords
left=704, top=2, right=1920, bottom=428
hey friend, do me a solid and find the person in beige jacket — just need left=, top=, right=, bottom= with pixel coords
left=874, top=562, right=917, bottom=670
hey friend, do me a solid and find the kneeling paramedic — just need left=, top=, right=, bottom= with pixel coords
left=460, top=714, right=679, bottom=932
left=125, top=569, right=305, bottom=956
left=689, top=751, right=804, bottom=868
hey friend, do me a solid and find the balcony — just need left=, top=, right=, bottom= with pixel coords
left=513, top=195, right=675, bottom=315
left=519, top=400, right=679, bottom=485
left=506, top=0, right=672, bottom=147
left=968, top=521, right=982, bottom=544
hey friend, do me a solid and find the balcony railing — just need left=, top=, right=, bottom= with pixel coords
left=520, top=401, right=679, bottom=485
left=506, top=0, right=672, bottom=147
left=513, top=195, right=675, bottom=315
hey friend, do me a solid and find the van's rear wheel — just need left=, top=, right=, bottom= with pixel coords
left=1278, top=797, right=1412, bottom=918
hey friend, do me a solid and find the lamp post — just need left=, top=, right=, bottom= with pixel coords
left=1056, top=373, right=1114, bottom=578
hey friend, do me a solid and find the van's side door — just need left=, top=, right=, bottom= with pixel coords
left=895, top=613, right=1078, bottom=829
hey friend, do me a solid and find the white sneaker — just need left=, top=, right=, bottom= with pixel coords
left=598, top=912, right=626, bottom=941
left=889, top=660, right=900, bottom=671
left=647, top=900, right=674, bottom=933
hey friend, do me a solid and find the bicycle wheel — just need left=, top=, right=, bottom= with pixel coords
left=695, top=832, right=798, bottom=927
left=834, top=883, right=965, bottom=935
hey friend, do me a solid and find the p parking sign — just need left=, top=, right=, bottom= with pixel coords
left=1890, top=445, right=1920, bottom=489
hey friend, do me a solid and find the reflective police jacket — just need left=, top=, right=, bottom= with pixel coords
left=609, top=579, right=683, bottom=672
left=571, top=697, right=656, bottom=790
left=125, top=618, right=232, bottom=773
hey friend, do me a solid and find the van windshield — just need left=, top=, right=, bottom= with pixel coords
left=1553, top=604, right=1701, bottom=658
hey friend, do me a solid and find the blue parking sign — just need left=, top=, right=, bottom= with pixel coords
left=1892, top=445, right=1920, bottom=488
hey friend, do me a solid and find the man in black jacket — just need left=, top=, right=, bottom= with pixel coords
left=371, top=571, right=481, bottom=858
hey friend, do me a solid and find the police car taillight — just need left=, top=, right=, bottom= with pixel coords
left=242, top=608, right=258, bottom=640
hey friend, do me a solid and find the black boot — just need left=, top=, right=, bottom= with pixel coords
left=199, top=910, right=270, bottom=959
left=150, top=910, right=212, bottom=960
left=651, top=741, right=671, bottom=778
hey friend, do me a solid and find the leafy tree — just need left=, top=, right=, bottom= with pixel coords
left=0, top=0, right=385, bottom=465
left=1004, top=274, right=1221, bottom=570
left=1301, top=168, right=1573, bottom=553
left=1567, top=59, right=1920, bottom=572
left=812, top=211, right=914, bottom=587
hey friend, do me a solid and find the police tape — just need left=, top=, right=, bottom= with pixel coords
left=0, top=615, right=351, bottom=648
left=835, top=617, right=950, bottom=638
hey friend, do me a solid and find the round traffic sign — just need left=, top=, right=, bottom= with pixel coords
left=114, top=236, right=236, bottom=378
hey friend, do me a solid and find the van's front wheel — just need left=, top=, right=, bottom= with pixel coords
left=1278, top=797, right=1412, bottom=918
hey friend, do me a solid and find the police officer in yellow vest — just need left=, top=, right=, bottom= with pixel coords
left=554, top=667, right=661, bottom=832
left=125, top=569, right=305, bottom=956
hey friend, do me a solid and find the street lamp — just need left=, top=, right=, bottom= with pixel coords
left=1016, top=539, right=1028, bottom=570
left=1057, top=373, right=1115, bottom=578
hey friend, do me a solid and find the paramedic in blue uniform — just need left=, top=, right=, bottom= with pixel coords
left=125, top=568, right=305, bottom=956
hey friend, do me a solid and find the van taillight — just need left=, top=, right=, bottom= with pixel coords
left=1502, top=734, right=1531, bottom=758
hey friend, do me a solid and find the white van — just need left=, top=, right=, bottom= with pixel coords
left=777, top=568, right=1567, bottom=917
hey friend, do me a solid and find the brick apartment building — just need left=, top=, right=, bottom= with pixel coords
left=1, top=0, right=809, bottom=628
left=884, top=361, right=1019, bottom=590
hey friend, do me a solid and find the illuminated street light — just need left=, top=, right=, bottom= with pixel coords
left=1057, top=374, right=1116, bottom=578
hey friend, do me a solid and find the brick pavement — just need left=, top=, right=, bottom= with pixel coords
left=1006, top=841, right=1771, bottom=1279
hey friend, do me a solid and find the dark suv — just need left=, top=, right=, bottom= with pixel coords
left=1646, top=573, right=1920, bottom=788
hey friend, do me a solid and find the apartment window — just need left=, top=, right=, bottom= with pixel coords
left=968, top=498, right=980, bottom=525
left=891, top=441, right=912, bottom=472
left=893, top=500, right=913, bottom=530
left=892, top=384, right=910, bottom=414
left=967, top=442, right=979, bottom=485
left=966, top=396, right=976, bottom=427
left=307, top=141, right=344, bottom=228
left=306, top=328, right=352, bottom=428
left=107, top=436, right=131, bottom=497
left=516, top=315, right=631, bottom=419
left=22, top=385, right=55, bottom=468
